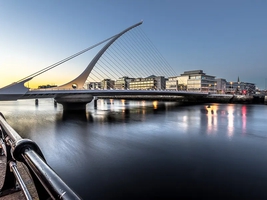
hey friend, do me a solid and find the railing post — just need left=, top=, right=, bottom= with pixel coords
left=9, top=161, right=32, bottom=200
left=0, top=128, right=20, bottom=196
left=0, top=141, right=19, bottom=196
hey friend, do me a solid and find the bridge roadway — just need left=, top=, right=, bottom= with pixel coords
left=3, top=87, right=260, bottom=108
left=5, top=89, right=209, bottom=100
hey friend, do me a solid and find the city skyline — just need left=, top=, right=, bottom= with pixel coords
left=1, top=0, right=267, bottom=89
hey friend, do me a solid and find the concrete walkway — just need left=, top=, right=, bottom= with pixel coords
left=0, top=155, right=39, bottom=200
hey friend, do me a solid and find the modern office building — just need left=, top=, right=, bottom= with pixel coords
left=215, top=78, right=227, bottom=94
left=166, top=76, right=188, bottom=91
left=183, top=70, right=216, bottom=92
left=129, top=75, right=166, bottom=90
left=165, top=77, right=178, bottom=90
left=101, top=79, right=115, bottom=90
left=114, top=76, right=134, bottom=90
left=166, top=70, right=216, bottom=92
left=87, top=82, right=101, bottom=90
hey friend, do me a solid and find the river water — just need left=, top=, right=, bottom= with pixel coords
left=1, top=99, right=267, bottom=199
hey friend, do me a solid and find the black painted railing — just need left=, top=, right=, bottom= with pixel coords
left=0, top=112, right=81, bottom=200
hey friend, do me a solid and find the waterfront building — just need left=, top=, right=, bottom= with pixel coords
left=114, top=76, right=134, bottom=90
left=177, top=76, right=188, bottom=90
left=166, top=70, right=216, bottom=92
left=215, top=78, right=227, bottom=94
left=129, top=75, right=166, bottom=90
left=168, top=70, right=215, bottom=92
left=101, top=79, right=115, bottom=90
left=225, top=78, right=256, bottom=95
left=165, top=76, right=188, bottom=91
left=166, top=77, right=178, bottom=90
left=87, top=82, right=101, bottom=90
left=183, top=70, right=216, bottom=92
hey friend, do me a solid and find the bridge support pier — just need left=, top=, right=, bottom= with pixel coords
left=55, top=94, right=93, bottom=113
left=54, top=100, right=57, bottom=107
left=94, top=97, right=98, bottom=109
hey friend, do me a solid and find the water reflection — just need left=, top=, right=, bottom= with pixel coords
left=152, top=101, right=158, bottom=109
left=201, top=104, right=250, bottom=139
left=206, top=104, right=218, bottom=135
left=1, top=100, right=267, bottom=199
left=62, top=111, right=87, bottom=121
left=0, top=100, right=256, bottom=140
left=226, top=105, right=235, bottom=138
left=242, top=105, right=247, bottom=135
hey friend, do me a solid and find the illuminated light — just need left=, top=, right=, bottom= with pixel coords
left=152, top=101, right=158, bottom=109
left=72, top=83, right=77, bottom=89
left=121, top=99, right=125, bottom=105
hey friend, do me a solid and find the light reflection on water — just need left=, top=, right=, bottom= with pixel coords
left=1, top=99, right=267, bottom=199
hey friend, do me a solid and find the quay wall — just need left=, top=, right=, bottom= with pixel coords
left=96, top=94, right=266, bottom=104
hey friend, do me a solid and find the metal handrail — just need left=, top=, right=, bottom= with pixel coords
left=0, top=113, right=81, bottom=200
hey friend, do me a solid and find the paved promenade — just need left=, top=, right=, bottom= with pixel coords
left=0, top=155, right=39, bottom=200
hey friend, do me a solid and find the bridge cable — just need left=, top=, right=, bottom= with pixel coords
left=139, top=27, right=177, bottom=76
left=17, top=34, right=119, bottom=83
left=86, top=25, right=178, bottom=90
left=120, top=33, right=153, bottom=77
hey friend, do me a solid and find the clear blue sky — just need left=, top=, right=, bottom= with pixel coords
left=1, top=0, right=267, bottom=89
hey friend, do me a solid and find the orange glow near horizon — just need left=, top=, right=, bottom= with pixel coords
left=0, top=62, right=82, bottom=89
left=0, top=76, right=72, bottom=89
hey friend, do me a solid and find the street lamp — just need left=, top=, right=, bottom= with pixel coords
left=230, top=82, right=233, bottom=94
left=214, top=83, right=217, bottom=93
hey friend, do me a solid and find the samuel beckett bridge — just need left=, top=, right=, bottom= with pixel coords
left=0, top=21, right=209, bottom=113
left=0, top=21, right=211, bottom=200
left=0, top=22, right=260, bottom=200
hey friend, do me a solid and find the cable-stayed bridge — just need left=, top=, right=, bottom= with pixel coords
left=0, top=21, right=209, bottom=111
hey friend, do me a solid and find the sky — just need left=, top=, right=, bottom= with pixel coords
left=0, top=0, right=267, bottom=89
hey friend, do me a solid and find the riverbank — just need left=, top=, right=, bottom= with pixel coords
left=97, top=94, right=267, bottom=104
left=204, top=94, right=265, bottom=104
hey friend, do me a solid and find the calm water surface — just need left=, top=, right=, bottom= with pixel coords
left=1, top=99, right=267, bottom=199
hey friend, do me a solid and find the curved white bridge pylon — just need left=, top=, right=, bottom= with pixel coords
left=0, top=21, right=143, bottom=100
left=56, top=21, right=143, bottom=90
